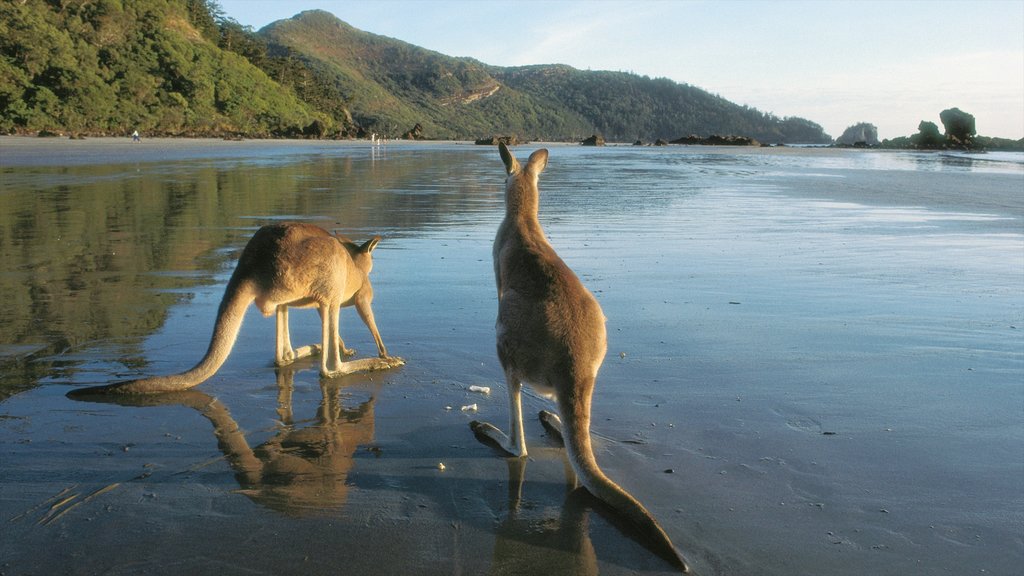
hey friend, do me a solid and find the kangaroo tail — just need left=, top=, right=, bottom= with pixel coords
left=559, top=394, right=690, bottom=572
left=69, top=279, right=256, bottom=396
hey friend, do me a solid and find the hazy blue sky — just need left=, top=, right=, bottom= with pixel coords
left=217, top=0, right=1024, bottom=140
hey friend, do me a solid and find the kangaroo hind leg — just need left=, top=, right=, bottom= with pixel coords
left=275, top=305, right=321, bottom=366
left=471, top=369, right=528, bottom=457
left=317, top=303, right=345, bottom=377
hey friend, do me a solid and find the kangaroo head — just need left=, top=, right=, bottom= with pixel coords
left=334, top=234, right=381, bottom=274
left=498, top=143, right=548, bottom=216
left=499, top=142, right=548, bottom=178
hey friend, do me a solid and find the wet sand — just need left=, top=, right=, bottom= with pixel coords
left=1, top=138, right=1021, bottom=575
left=0, top=135, right=364, bottom=166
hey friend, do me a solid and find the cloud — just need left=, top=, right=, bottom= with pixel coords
left=496, top=2, right=656, bottom=68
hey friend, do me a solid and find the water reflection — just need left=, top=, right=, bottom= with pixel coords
left=69, top=367, right=376, bottom=516
left=489, top=455, right=598, bottom=575
left=483, top=424, right=684, bottom=572
left=0, top=147, right=499, bottom=398
left=214, top=368, right=376, bottom=516
left=3, top=142, right=1020, bottom=575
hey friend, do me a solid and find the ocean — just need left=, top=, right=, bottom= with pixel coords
left=1, top=138, right=1021, bottom=575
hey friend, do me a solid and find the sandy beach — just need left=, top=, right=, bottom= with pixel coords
left=1, top=138, right=1021, bottom=575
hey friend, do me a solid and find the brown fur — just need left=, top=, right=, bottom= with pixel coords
left=71, top=222, right=403, bottom=395
left=471, top=144, right=689, bottom=571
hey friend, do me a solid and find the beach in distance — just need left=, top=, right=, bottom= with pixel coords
left=4, top=135, right=1021, bottom=217
left=0, top=137, right=1021, bottom=575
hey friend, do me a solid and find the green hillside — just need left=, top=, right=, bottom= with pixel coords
left=0, top=2, right=831, bottom=143
left=257, top=10, right=594, bottom=141
left=0, top=0, right=340, bottom=137
left=493, top=65, right=831, bottom=143
left=259, top=10, right=830, bottom=143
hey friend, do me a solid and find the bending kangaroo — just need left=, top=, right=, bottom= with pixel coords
left=71, top=222, right=403, bottom=395
left=471, top=144, right=689, bottom=572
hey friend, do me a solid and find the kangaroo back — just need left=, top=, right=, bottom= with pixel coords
left=70, top=222, right=401, bottom=396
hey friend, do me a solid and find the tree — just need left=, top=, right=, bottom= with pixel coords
left=836, top=122, right=879, bottom=146
left=185, top=0, right=222, bottom=42
left=913, top=120, right=944, bottom=149
left=939, top=107, right=976, bottom=147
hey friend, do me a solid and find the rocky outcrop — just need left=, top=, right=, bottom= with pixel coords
left=401, top=123, right=426, bottom=140
left=461, top=83, right=500, bottom=104
left=670, top=134, right=761, bottom=146
left=835, top=123, right=879, bottom=147
left=303, top=119, right=327, bottom=139
left=940, top=108, right=976, bottom=149
left=581, top=134, right=605, bottom=146
left=475, top=135, right=519, bottom=146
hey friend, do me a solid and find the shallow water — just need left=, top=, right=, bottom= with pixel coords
left=1, top=139, right=1022, bottom=575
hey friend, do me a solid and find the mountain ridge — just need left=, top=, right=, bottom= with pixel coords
left=0, top=1, right=832, bottom=143
left=258, top=9, right=831, bottom=143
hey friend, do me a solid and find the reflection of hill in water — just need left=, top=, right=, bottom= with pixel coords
left=0, top=147, right=496, bottom=398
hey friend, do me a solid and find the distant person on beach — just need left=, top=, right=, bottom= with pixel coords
left=132, top=130, right=140, bottom=142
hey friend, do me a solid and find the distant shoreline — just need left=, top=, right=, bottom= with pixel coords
left=3, top=135, right=1022, bottom=169
left=0, top=135, right=841, bottom=168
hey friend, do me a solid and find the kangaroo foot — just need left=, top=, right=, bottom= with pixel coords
left=320, top=355, right=404, bottom=378
left=538, top=410, right=564, bottom=444
left=470, top=421, right=526, bottom=457
left=276, top=344, right=323, bottom=366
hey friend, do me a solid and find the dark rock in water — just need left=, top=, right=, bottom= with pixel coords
left=475, top=135, right=518, bottom=146
left=654, top=139, right=668, bottom=146
left=670, top=134, right=760, bottom=146
left=633, top=140, right=644, bottom=146
left=581, top=134, right=605, bottom=146
left=402, top=123, right=426, bottom=140
left=303, top=119, right=327, bottom=139
left=835, top=123, right=879, bottom=147
left=672, top=134, right=703, bottom=145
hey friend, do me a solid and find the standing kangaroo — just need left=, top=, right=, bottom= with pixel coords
left=71, top=222, right=403, bottom=395
left=471, top=143, right=689, bottom=571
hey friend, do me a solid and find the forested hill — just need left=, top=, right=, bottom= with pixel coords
left=0, top=0, right=342, bottom=138
left=490, top=64, right=830, bottom=144
left=260, top=10, right=830, bottom=143
left=0, top=1, right=832, bottom=143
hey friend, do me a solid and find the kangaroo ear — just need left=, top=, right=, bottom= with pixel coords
left=499, top=142, right=520, bottom=175
left=525, top=148, right=548, bottom=176
left=361, top=236, right=381, bottom=253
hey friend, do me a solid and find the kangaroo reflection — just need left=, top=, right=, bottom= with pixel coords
left=488, top=442, right=598, bottom=575
left=208, top=368, right=375, bottom=515
left=72, top=367, right=375, bottom=516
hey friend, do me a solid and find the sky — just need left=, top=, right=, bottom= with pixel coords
left=216, top=0, right=1024, bottom=140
